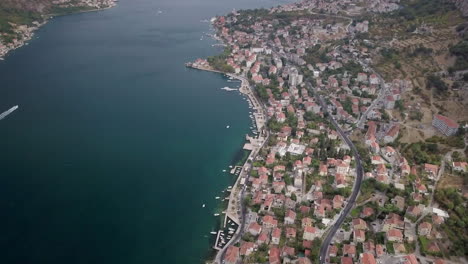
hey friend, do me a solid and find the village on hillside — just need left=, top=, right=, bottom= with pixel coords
left=188, top=0, right=468, bottom=263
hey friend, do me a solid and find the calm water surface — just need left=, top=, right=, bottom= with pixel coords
left=0, top=0, right=290, bottom=263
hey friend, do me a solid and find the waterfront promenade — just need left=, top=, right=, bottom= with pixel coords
left=186, top=64, right=269, bottom=263
left=214, top=73, right=269, bottom=264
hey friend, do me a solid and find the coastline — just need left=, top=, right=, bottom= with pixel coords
left=0, top=2, right=117, bottom=60
left=187, top=64, right=269, bottom=264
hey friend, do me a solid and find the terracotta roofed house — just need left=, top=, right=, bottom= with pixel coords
left=404, top=254, right=419, bottom=264
left=225, top=246, right=240, bottom=264
left=360, top=252, right=376, bottom=264
left=342, top=256, right=354, bottom=264
left=387, top=228, right=403, bottom=242
left=240, top=241, right=255, bottom=256
left=432, top=114, right=459, bottom=136
left=269, top=247, right=281, bottom=264
left=271, top=228, right=281, bottom=244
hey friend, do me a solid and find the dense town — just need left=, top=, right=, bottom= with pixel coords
left=188, top=0, right=468, bottom=263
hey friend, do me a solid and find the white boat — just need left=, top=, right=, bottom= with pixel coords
left=214, top=213, right=220, bottom=216
left=202, top=204, right=205, bottom=208
left=221, top=86, right=238, bottom=91
left=222, top=169, right=226, bottom=172
left=215, top=196, right=220, bottom=199
left=210, top=231, right=217, bottom=234
left=226, top=125, right=230, bottom=128
left=0, top=105, right=18, bottom=120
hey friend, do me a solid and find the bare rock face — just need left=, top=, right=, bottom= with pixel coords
left=447, top=0, right=468, bottom=17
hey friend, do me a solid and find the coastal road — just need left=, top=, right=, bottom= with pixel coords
left=316, top=94, right=364, bottom=264
left=215, top=74, right=269, bottom=264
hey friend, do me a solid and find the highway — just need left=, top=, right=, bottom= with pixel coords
left=316, top=94, right=364, bottom=264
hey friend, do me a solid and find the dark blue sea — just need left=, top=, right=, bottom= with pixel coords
left=0, top=0, right=292, bottom=263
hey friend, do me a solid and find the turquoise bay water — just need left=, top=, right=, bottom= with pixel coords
left=0, top=0, right=290, bottom=263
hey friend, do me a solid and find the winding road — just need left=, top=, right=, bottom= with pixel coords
left=316, top=94, right=364, bottom=264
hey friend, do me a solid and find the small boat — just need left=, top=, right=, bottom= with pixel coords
left=214, top=213, right=220, bottom=216
left=226, top=125, right=230, bottom=128
left=202, top=204, right=205, bottom=208
left=215, top=196, right=220, bottom=199
left=222, top=169, right=226, bottom=172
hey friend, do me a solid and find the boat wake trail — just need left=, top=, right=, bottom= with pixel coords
left=0, top=105, right=18, bottom=120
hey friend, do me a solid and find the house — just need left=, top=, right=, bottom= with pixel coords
left=357, top=72, right=367, bottom=82
left=453, top=161, right=468, bottom=172
left=432, top=215, right=444, bottom=225
left=273, top=181, right=286, bottom=193
left=333, top=195, right=344, bottom=209
left=382, top=213, right=404, bottom=231
left=385, top=95, right=395, bottom=109
left=384, top=124, right=400, bottom=143
left=281, top=246, right=295, bottom=257
left=369, top=74, right=379, bottom=85
left=387, top=229, right=403, bottom=242
left=240, top=242, right=255, bottom=256
left=432, top=114, right=459, bottom=136
left=392, top=196, right=405, bottom=211
left=401, top=163, right=411, bottom=176
left=342, top=256, right=354, bottom=264
left=303, top=226, right=319, bottom=241
left=424, top=163, right=439, bottom=177
left=248, top=222, right=262, bottom=236
left=394, top=243, right=406, bottom=254
left=302, top=217, right=313, bottom=228
left=354, top=229, right=365, bottom=242
left=360, top=252, right=376, bottom=264
left=335, top=173, right=346, bottom=188
left=284, top=210, right=296, bottom=225
left=427, top=242, right=440, bottom=253
left=314, top=205, right=326, bottom=218
left=418, top=222, right=432, bottom=237
left=371, top=155, right=385, bottom=165
left=300, top=205, right=311, bottom=214
left=286, top=227, right=296, bottom=239
left=352, top=218, right=368, bottom=230
left=336, top=161, right=350, bottom=174
left=403, top=254, right=418, bottom=264
left=329, top=245, right=339, bottom=257
left=363, top=241, right=375, bottom=255
left=257, top=232, right=269, bottom=245
left=343, top=244, right=357, bottom=258
left=262, top=215, right=278, bottom=229
left=361, top=207, right=374, bottom=218
left=406, top=205, right=423, bottom=218
left=375, top=244, right=385, bottom=257
left=319, top=164, right=328, bottom=176
left=269, top=247, right=281, bottom=264
left=381, top=146, right=396, bottom=159
left=297, top=258, right=313, bottom=264
left=415, top=182, right=427, bottom=194
left=225, top=246, right=240, bottom=264
left=271, top=228, right=281, bottom=245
